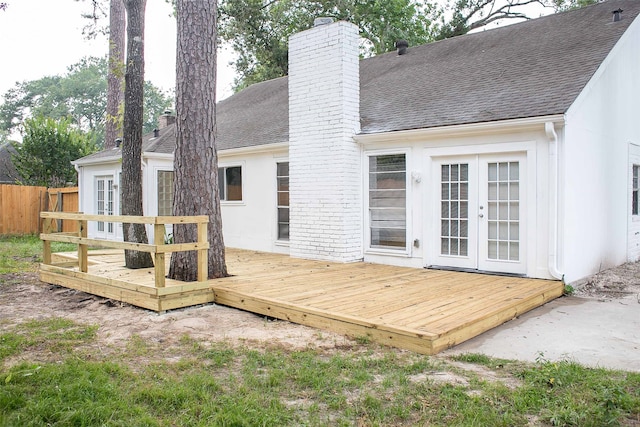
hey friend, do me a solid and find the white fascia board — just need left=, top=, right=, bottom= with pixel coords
left=72, top=155, right=121, bottom=167
left=143, top=152, right=174, bottom=161
left=354, top=115, right=566, bottom=145
left=219, top=141, right=289, bottom=157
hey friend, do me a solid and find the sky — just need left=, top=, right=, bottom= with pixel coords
left=0, top=0, right=236, bottom=103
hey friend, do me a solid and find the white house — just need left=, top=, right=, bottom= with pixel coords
left=74, top=0, right=640, bottom=284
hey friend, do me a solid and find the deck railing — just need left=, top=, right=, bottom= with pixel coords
left=40, top=212, right=209, bottom=288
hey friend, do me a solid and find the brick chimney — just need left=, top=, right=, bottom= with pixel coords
left=158, top=110, right=175, bottom=129
left=288, top=20, right=362, bottom=262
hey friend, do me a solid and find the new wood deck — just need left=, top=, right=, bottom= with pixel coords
left=40, top=248, right=563, bottom=355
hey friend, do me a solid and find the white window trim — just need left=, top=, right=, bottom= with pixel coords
left=632, top=164, right=640, bottom=219
left=275, top=160, right=290, bottom=244
left=364, top=148, right=411, bottom=256
left=218, top=162, right=245, bottom=205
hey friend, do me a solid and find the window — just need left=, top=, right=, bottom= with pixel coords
left=440, top=163, right=469, bottom=256
left=633, top=165, right=639, bottom=216
left=368, top=154, right=406, bottom=249
left=157, top=170, right=174, bottom=216
left=218, top=166, right=242, bottom=201
left=276, top=162, right=289, bottom=240
left=96, top=176, right=114, bottom=233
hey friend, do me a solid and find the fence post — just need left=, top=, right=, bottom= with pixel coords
left=78, top=218, right=88, bottom=273
left=197, top=221, right=207, bottom=282
left=42, top=216, right=51, bottom=265
left=154, top=223, right=166, bottom=288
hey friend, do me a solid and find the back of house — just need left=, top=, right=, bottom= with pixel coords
left=74, top=0, right=640, bottom=284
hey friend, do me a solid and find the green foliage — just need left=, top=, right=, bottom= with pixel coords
left=0, top=318, right=98, bottom=364
left=220, top=0, right=438, bottom=91
left=0, top=56, right=173, bottom=147
left=0, top=323, right=639, bottom=426
left=0, top=234, right=75, bottom=273
left=11, top=116, right=97, bottom=187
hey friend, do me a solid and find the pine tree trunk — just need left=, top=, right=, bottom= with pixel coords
left=169, top=0, right=227, bottom=280
left=105, top=0, right=125, bottom=150
left=122, top=0, right=153, bottom=269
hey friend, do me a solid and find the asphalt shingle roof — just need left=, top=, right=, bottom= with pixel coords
left=78, top=0, right=639, bottom=162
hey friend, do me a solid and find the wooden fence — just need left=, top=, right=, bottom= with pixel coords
left=0, top=185, right=79, bottom=235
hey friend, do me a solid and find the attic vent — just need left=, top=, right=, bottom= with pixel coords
left=612, top=8, right=623, bottom=22
left=396, top=39, right=409, bottom=55
left=313, top=17, right=334, bottom=27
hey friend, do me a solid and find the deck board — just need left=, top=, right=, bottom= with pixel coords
left=40, top=248, right=563, bottom=354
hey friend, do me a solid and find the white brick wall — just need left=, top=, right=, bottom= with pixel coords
left=288, top=21, right=363, bottom=262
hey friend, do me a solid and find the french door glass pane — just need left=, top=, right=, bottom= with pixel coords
left=487, top=162, right=520, bottom=261
left=440, top=163, right=469, bottom=256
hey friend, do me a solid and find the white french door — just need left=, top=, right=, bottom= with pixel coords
left=96, top=176, right=115, bottom=239
left=431, top=153, right=527, bottom=275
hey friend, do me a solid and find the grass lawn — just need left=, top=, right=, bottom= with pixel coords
left=0, top=235, right=639, bottom=426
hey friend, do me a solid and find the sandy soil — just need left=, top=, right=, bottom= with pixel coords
left=1, top=260, right=638, bottom=362
left=0, top=272, right=356, bottom=358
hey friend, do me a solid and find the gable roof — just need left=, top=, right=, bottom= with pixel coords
left=78, top=0, right=639, bottom=163
left=360, top=0, right=640, bottom=133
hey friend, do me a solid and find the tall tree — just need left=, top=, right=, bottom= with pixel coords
left=105, top=0, right=126, bottom=149
left=0, top=57, right=172, bottom=147
left=11, top=116, right=96, bottom=187
left=122, top=0, right=153, bottom=268
left=169, top=0, right=228, bottom=281
left=219, top=0, right=562, bottom=90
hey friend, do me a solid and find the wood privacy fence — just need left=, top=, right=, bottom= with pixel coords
left=0, top=185, right=79, bottom=235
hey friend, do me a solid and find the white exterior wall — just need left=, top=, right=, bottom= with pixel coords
left=562, top=16, right=640, bottom=283
left=357, top=120, right=556, bottom=280
left=76, top=159, right=123, bottom=240
left=629, top=144, right=640, bottom=261
left=218, top=147, right=290, bottom=254
left=288, top=21, right=363, bottom=262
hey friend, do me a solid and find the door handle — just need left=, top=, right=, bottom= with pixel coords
left=479, top=213, right=484, bottom=218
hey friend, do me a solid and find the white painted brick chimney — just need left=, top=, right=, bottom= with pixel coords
left=288, top=20, right=363, bottom=262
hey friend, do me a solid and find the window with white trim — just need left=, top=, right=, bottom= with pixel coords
left=368, top=154, right=407, bottom=250
left=633, top=165, right=639, bottom=216
left=276, top=162, right=289, bottom=240
left=218, top=166, right=242, bottom=201
left=157, top=170, right=174, bottom=216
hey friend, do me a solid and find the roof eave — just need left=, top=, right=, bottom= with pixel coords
left=355, top=115, right=566, bottom=145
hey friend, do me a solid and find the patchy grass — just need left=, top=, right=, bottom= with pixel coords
left=0, top=234, right=76, bottom=274
left=1, top=235, right=639, bottom=425
left=1, top=320, right=638, bottom=426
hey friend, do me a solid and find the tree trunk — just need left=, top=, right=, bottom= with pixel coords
left=105, top=0, right=125, bottom=150
left=122, top=0, right=153, bottom=268
left=169, top=0, right=228, bottom=280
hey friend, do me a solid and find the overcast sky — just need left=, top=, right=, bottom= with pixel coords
left=0, top=0, right=236, bottom=103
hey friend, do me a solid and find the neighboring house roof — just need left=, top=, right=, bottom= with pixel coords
left=76, top=0, right=640, bottom=163
left=0, top=142, right=19, bottom=184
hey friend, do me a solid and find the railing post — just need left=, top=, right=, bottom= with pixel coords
left=197, top=221, right=208, bottom=282
left=154, top=223, right=166, bottom=288
left=42, top=217, right=52, bottom=265
left=78, top=219, right=88, bottom=273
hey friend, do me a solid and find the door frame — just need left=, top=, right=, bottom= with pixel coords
left=424, top=142, right=537, bottom=276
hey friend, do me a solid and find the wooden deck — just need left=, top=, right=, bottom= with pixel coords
left=40, top=248, right=563, bottom=355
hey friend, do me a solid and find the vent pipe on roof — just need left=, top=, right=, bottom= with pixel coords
left=396, top=39, right=408, bottom=55
left=153, top=129, right=160, bottom=138
left=612, top=8, right=623, bottom=22
left=115, top=138, right=122, bottom=148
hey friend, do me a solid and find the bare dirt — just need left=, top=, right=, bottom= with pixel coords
left=572, top=261, right=640, bottom=301
left=1, top=260, right=639, bottom=365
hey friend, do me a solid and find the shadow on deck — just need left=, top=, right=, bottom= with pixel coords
left=40, top=248, right=563, bottom=355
